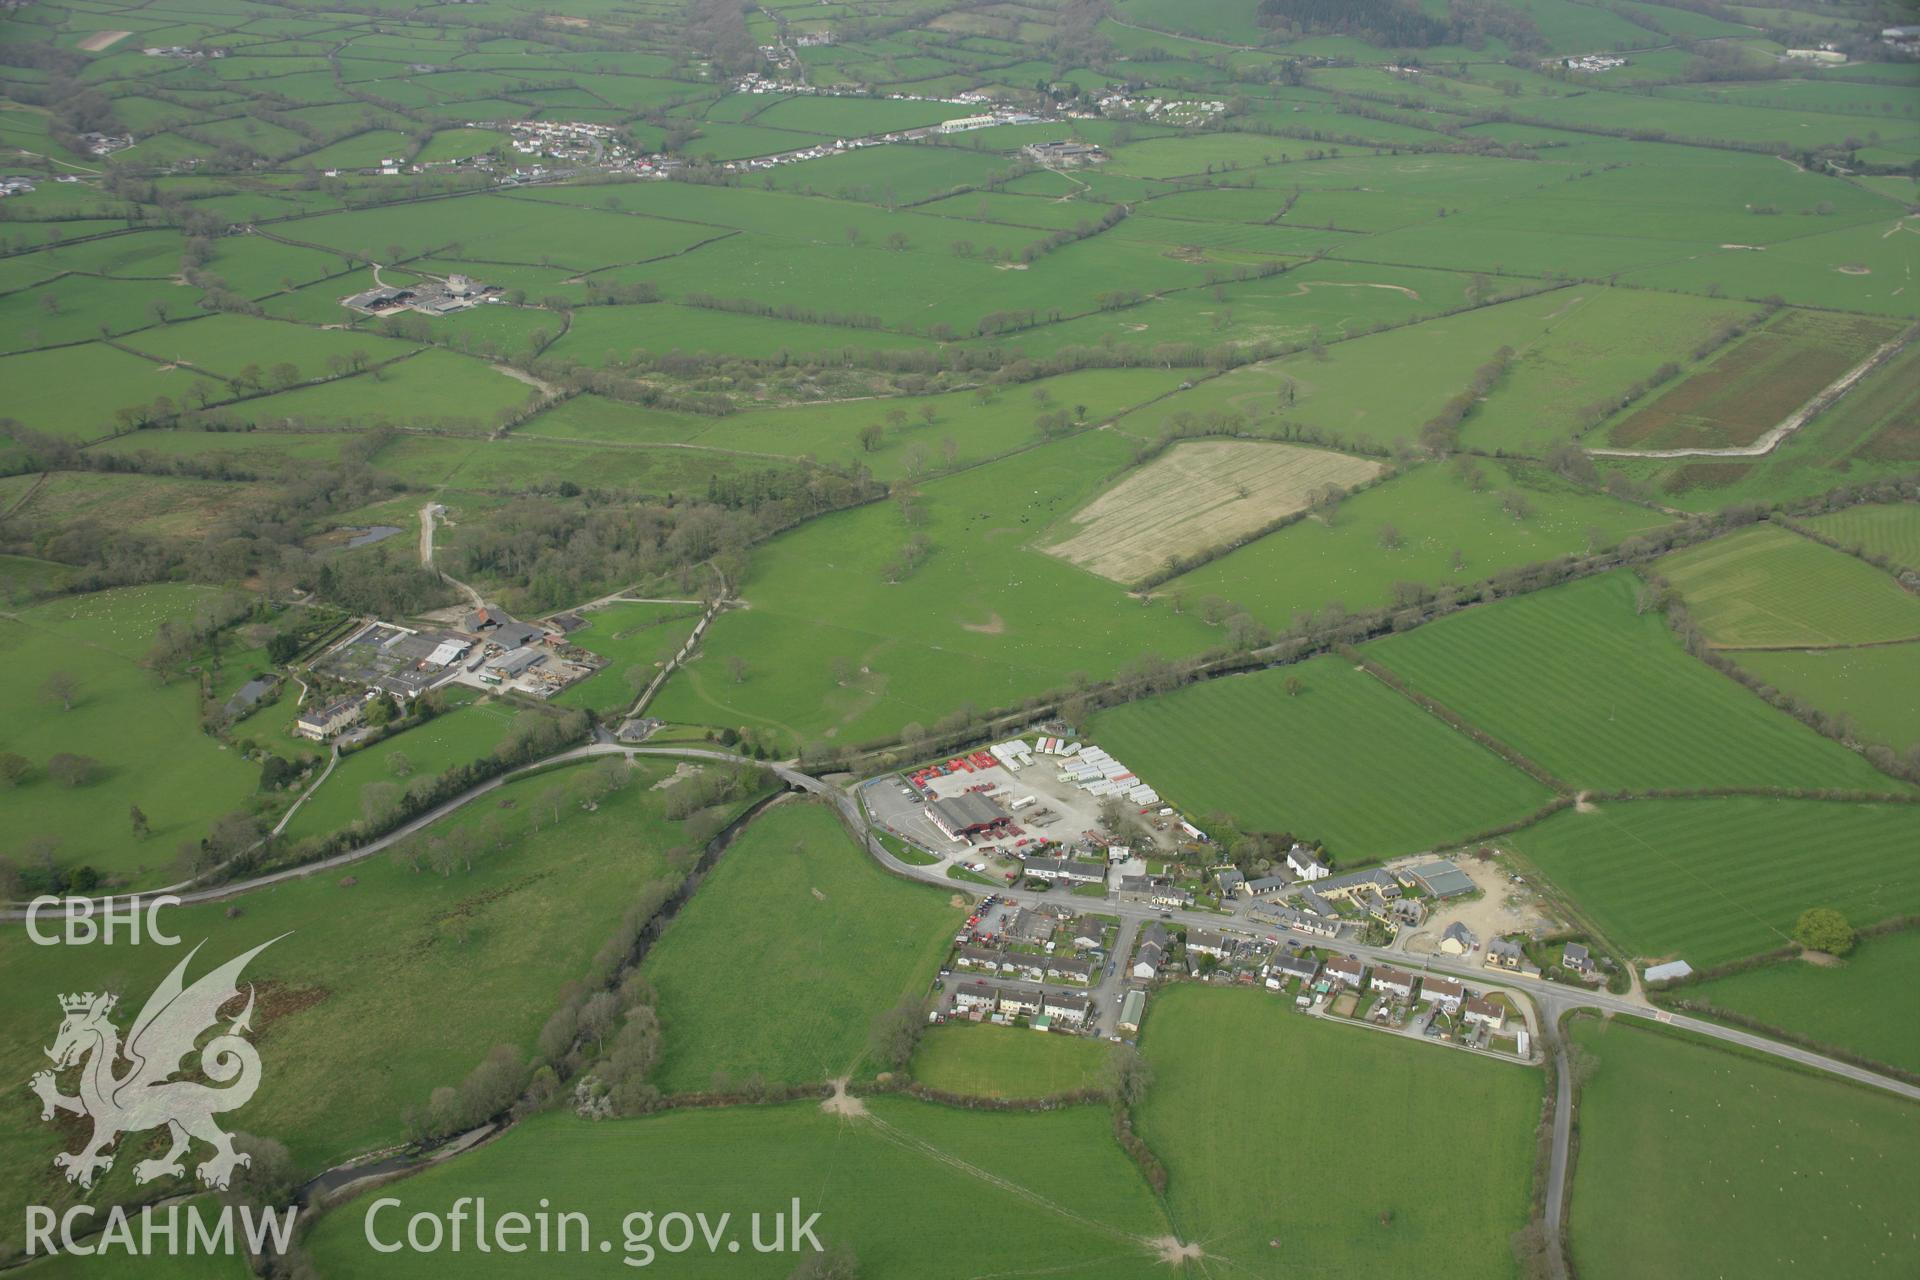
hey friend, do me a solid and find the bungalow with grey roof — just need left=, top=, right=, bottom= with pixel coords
left=1269, top=953, right=1319, bottom=987
left=1185, top=928, right=1233, bottom=959
left=1244, top=875, right=1291, bottom=900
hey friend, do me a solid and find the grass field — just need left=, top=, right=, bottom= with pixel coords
left=1680, top=928, right=1920, bottom=1074
left=0, top=759, right=721, bottom=1254
left=1170, top=460, right=1671, bottom=627
left=1505, top=797, right=1920, bottom=967
left=278, top=701, right=519, bottom=845
left=1090, top=655, right=1553, bottom=859
left=1657, top=523, right=1920, bottom=648
left=643, top=799, right=962, bottom=1092
left=552, top=600, right=702, bottom=713
left=0, top=585, right=263, bottom=886
left=1043, top=440, right=1381, bottom=584
left=910, top=1023, right=1113, bottom=1098
left=1804, top=504, right=1920, bottom=570
left=1566, top=1017, right=1920, bottom=1280
left=648, top=429, right=1217, bottom=753
left=1732, top=644, right=1920, bottom=751
left=1463, top=290, right=1764, bottom=455
left=1137, top=985, right=1541, bottom=1279
left=305, top=1100, right=1175, bottom=1278
left=1365, top=571, right=1899, bottom=793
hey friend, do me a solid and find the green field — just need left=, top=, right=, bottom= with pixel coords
left=1506, top=797, right=1920, bottom=967
left=1137, top=985, right=1541, bottom=1279
left=1566, top=1018, right=1920, bottom=1280
left=1171, top=460, right=1671, bottom=629
left=1732, top=644, right=1920, bottom=752
left=1657, top=523, right=1920, bottom=648
left=305, top=1100, right=1175, bottom=1278
left=643, top=799, right=962, bottom=1092
left=1680, top=928, right=1920, bottom=1074
left=552, top=600, right=703, bottom=714
left=278, top=700, right=520, bottom=845
left=649, top=429, right=1217, bottom=753
left=0, top=759, right=721, bottom=1253
left=1090, top=655, right=1553, bottom=859
left=1804, top=504, right=1920, bottom=571
left=910, top=1023, right=1114, bottom=1098
left=1463, top=290, right=1765, bottom=455
left=1365, top=572, right=1899, bottom=793
left=0, top=585, right=264, bottom=886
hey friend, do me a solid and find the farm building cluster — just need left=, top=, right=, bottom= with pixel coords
left=343, top=272, right=500, bottom=317
left=298, top=605, right=601, bottom=738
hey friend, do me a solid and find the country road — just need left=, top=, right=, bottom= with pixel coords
left=8, top=747, right=1913, bottom=1109
left=8, top=741, right=1914, bottom=1277
left=419, top=500, right=482, bottom=609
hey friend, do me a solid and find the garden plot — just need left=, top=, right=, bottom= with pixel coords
left=1043, top=440, right=1381, bottom=584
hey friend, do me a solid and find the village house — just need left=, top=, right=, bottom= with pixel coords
left=296, top=695, right=363, bottom=741
left=1287, top=845, right=1330, bottom=881
left=1250, top=903, right=1341, bottom=940
left=1042, top=991, right=1091, bottom=1025
left=1300, top=889, right=1338, bottom=918
left=1439, top=922, right=1477, bottom=956
left=1421, top=976, right=1465, bottom=1012
left=952, top=981, right=999, bottom=1014
left=1486, top=937, right=1529, bottom=972
left=1325, top=955, right=1366, bottom=988
left=1185, top=928, right=1233, bottom=959
left=1372, top=966, right=1416, bottom=1002
left=1215, top=868, right=1245, bottom=897
left=1046, top=955, right=1095, bottom=984
left=1463, top=996, right=1506, bottom=1030
left=997, top=988, right=1044, bottom=1018
left=1132, top=924, right=1169, bottom=979
left=1269, top=953, right=1319, bottom=988
left=1563, top=942, right=1593, bottom=975
left=1314, top=868, right=1399, bottom=903
left=1118, top=876, right=1193, bottom=909
left=955, top=945, right=1004, bottom=973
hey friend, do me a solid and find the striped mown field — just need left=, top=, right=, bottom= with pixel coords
left=1090, top=654, right=1554, bottom=860
left=1733, top=643, right=1920, bottom=751
left=1506, top=796, right=1920, bottom=966
left=1657, top=522, right=1920, bottom=648
left=1805, top=501, right=1920, bottom=572
left=1364, top=571, right=1900, bottom=793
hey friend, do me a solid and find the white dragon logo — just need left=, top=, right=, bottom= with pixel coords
left=30, top=936, right=283, bottom=1191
